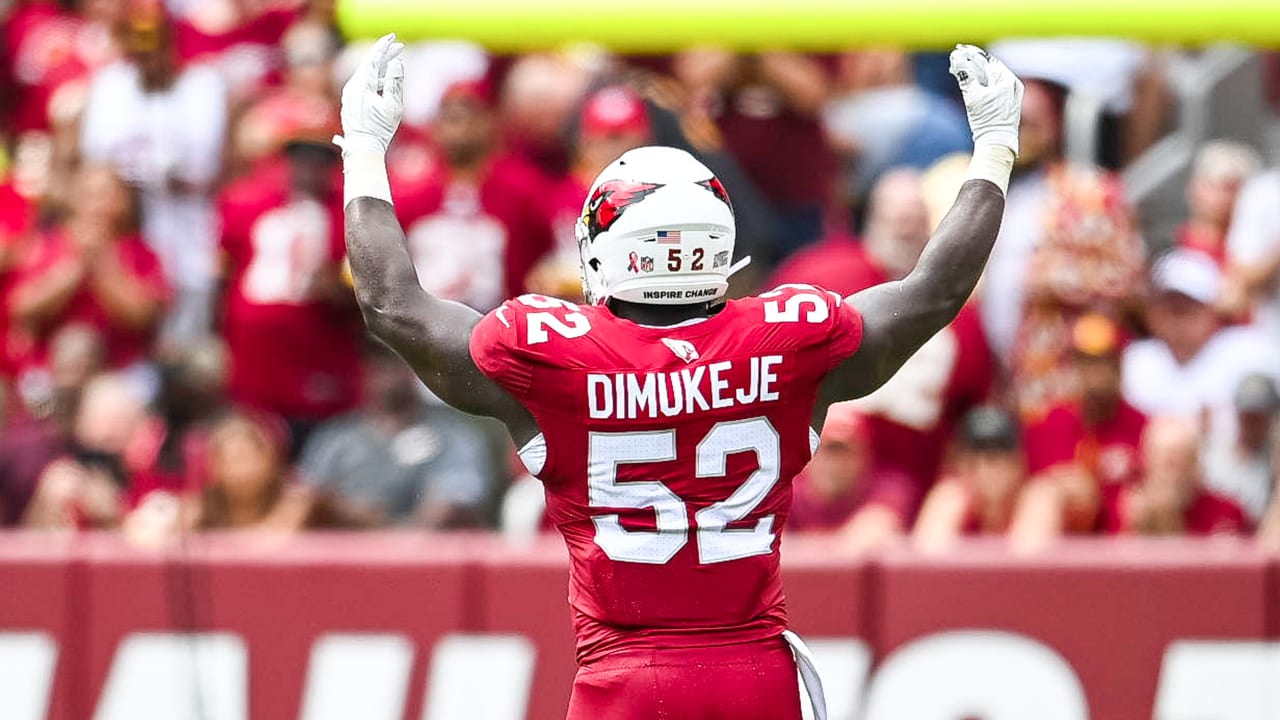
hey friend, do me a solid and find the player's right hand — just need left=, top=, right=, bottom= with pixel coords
left=949, top=44, right=1023, bottom=156
left=335, top=33, right=405, bottom=156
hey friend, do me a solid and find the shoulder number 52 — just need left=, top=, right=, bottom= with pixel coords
left=519, top=294, right=590, bottom=345
left=761, top=284, right=840, bottom=323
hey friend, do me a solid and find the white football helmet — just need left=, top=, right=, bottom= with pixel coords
left=576, top=146, right=744, bottom=305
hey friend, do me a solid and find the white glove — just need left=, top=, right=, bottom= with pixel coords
left=949, top=44, right=1023, bottom=155
left=335, top=33, right=406, bottom=157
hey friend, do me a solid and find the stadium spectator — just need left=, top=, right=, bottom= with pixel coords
left=791, top=403, right=913, bottom=552
left=230, top=19, right=342, bottom=172
left=1005, top=163, right=1145, bottom=421
left=980, top=78, right=1069, bottom=356
left=1202, top=373, right=1279, bottom=522
left=768, top=168, right=924, bottom=294
left=1, top=0, right=123, bottom=137
left=217, top=126, right=362, bottom=450
left=498, top=52, right=592, bottom=177
left=822, top=49, right=972, bottom=213
left=1101, top=415, right=1250, bottom=536
left=1019, top=314, right=1146, bottom=533
left=989, top=39, right=1170, bottom=166
left=299, top=344, right=495, bottom=528
left=395, top=39, right=488, bottom=130
left=22, top=372, right=148, bottom=529
left=127, top=336, right=230, bottom=503
left=78, top=3, right=226, bottom=346
left=169, top=0, right=305, bottom=104
left=0, top=324, right=101, bottom=525
left=191, top=411, right=326, bottom=531
left=395, top=79, right=555, bottom=313
left=675, top=49, right=836, bottom=260
left=914, top=406, right=1026, bottom=552
left=774, top=169, right=993, bottom=503
left=1177, top=141, right=1261, bottom=267
left=1122, top=249, right=1280, bottom=420
left=1223, top=155, right=1280, bottom=345
left=127, top=409, right=323, bottom=545
left=527, top=85, right=653, bottom=301
left=7, top=164, right=169, bottom=391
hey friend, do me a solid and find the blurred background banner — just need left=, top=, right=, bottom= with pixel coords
left=336, top=0, right=1280, bottom=50
left=2, top=533, right=1274, bottom=720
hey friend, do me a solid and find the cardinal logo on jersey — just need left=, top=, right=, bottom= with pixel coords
left=661, top=338, right=700, bottom=363
left=584, top=180, right=663, bottom=239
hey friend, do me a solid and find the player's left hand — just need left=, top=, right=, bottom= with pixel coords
left=334, top=33, right=405, bottom=156
left=949, top=44, right=1023, bottom=156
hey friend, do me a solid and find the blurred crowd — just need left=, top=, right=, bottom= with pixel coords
left=1, top=0, right=1279, bottom=552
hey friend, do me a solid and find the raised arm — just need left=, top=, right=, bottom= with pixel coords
left=832, top=45, right=1022, bottom=399
left=337, top=35, right=535, bottom=443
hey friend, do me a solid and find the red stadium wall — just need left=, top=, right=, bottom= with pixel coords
left=1, top=532, right=1277, bottom=719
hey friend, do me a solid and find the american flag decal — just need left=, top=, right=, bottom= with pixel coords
left=656, top=230, right=682, bottom=244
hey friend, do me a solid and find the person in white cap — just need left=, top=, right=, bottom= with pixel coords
left=1122, top=248, right=1280, bottom=422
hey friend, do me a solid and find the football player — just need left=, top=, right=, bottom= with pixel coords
left=336, top=34, right=1022, bottom=720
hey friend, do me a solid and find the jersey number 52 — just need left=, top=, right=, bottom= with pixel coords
left=589, top=418, right=780, bottom=565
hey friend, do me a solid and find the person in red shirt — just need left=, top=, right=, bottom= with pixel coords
left=1018, top=313, right=1147, bottom=534
left=1101, top=415, right=1250, bottom=536
left=0, top=175, right=34, bottom=265
left=1, top=0, right=121, bottom=135
left=218, top=119, right=362, bottom=449
left=7, top=164, right=169, bottom=378
left=0, top=323, right=101, bottom=524
left=914, top=405, right=1027, bottom=551
left=790, top=402, right=915, bottom=538
left=339, top=38, right=1018, bottom=719
left=22, top=371, right=148, bottom=530
left=170, top=0, right=303, bottom=102
left=528, top=84, right=655, bottom=301
left=0, top=171, right=36, bottom=378
left=393, top=79, right=554, bottom=312
left=769, top=169, right=994, bottom=513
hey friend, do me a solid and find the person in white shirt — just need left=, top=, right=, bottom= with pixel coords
left=1224, top=167, right=1280, bottom=344
left=78, top=8, right=227, bottom=348
left=1123, top=248, right=1280, bottom=425
left=1202, top=374, right=1279, bottom=522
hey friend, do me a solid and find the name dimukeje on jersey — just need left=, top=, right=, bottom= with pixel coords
left=587, top=355, right=783, bottom=420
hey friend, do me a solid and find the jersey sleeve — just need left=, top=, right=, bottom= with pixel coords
left=757, top=284, right=863, bottom=372
left=469, top=298, right=536, bottom=398
left=826, top=293, right=864, bottom=371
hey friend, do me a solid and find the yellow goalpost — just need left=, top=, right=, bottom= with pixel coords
left=336, top=0, right=1280, bottom=52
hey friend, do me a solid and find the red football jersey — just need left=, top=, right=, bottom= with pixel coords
left=395, top=153, right=555, bottom=312
left=218, top=160, right=362, bottom=420
left=7, top=229, right=169, bottom=370
left=1025, top=400, right=1147, bottom=487
left=471, top=285, right=863, bottom=663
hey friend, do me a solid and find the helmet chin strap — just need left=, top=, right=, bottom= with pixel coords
left=727, top=255, right=752, bottom=278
